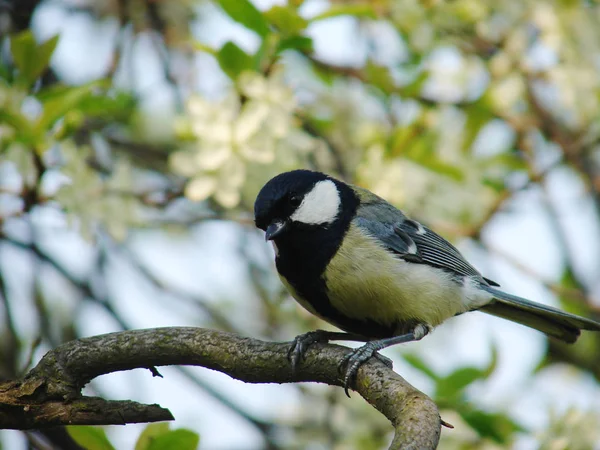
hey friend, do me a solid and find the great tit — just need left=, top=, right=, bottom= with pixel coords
left=253, top=170, right=600, bottom=394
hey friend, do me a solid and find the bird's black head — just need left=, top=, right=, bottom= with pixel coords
left=254, top=170, right=356, bottom=241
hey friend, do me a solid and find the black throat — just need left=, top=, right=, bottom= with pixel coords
left=274, top=180, right=357, bottom=285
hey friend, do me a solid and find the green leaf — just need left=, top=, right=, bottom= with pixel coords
left=37, top=88, right=92, bottom=132
left=264, top=6, right=307, bottom=35
left=67, top=426, right=115, bottom=450
left=402, top=136, right=465, bottom=181
left=135, top=423, right=171, bottom=450
left=483, top=343, right=498, bottom=378
left=147, top=429, right=199, bottom=450
left=560, top=267, right=580, bottom=290
left=309, top=57, right=336, bottom=85
left=217, top=41, right=254, bottom=80
left=36, top=81, right=107, bottom=133
left=192, top=41, right=217, bottom=56
left=555, top=268, right=591, bottom=318
left=402, top=353, right=439, bottom=380
left=38, top=83, right=134, bottom=121
left=463, top=102, right=493, bottom=151
left=398, top=70, right=428, bottom=97
left=253, top=33, right=280, bottom=72
left=435, top=367, right=486, bottom=401
left=311, top=4, right=376, bottom=21
left=0, top=60, right=11, bottom=81
left=482, top=177, right=507, bottom=192
left=480, top=152, right=527, bottom=171
left=364, top=61, right=396, bottom=94
left=400, top=133, right=464, bottom=181
left=10, top=31, right=37, bottom=78
left=10, top=31, right=59, bottom=86
left=414, top=157, right=464, bottom=181
left=277, top=36, right=314, bottom=53
left=216, top=0, right=270, bottom=37
left=389, top=125, right=418, bottom=156
left=37, top=36, right=60, bottom=71
left=76, top=92, right=136, bottom=120
left=460, top=408, right=523, bottom=443
left=0, top=110, right=36, bottom=144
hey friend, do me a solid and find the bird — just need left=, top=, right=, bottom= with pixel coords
left=253, top=169, right=600, bottom=395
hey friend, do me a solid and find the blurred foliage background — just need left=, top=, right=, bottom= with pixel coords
left=1, top=0, right=600, bottom=449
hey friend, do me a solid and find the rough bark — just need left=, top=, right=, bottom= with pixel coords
left=0, top=327, right=441, bottom=450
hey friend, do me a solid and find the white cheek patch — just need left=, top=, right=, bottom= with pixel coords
left=291, top=179, right=341, bottom=225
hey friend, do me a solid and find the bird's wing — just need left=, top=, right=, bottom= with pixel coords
left=354, top=216, right=422, bottom=262
left=353, top=188, right=496, bottom=284
left=398, top=219, right=485, bottom=279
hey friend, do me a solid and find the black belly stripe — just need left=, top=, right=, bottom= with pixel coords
left=278, top=263, right=398, bottom=338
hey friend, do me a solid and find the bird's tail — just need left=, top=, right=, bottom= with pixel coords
left=478, top=285, right=600, bottom=344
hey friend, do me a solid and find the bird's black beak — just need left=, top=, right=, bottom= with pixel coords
left=265, top=221, right=288, bottom=241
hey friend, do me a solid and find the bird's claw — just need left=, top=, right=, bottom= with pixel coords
left=338, top=343, right=393, bottom=397
left=374, top=353, right=393, bottom=369
left=288, top=330, right=331, bottom=372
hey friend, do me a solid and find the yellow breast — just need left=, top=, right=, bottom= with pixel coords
left=323, top=224, right=467, bottom=330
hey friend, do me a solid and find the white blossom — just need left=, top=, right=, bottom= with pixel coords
left=171, top=70, right=317, bottom=208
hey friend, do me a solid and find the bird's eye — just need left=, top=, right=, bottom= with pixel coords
left=289, top=195, right=301, bottom=207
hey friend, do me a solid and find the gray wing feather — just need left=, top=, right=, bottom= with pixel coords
left=354, top=216, right=419, bottom=260
left=401, top=221, right=483, bottom=279
left=355, top=198, right=488, bottom=282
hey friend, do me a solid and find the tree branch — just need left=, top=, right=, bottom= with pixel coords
left=0, top=327, right=441, bottom=450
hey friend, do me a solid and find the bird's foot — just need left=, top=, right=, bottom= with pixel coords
left=375, top=353, right=394, bottom=369
left=288, top=330, right=333, bottom=372
left=338, top=342, right=392, bottom=397
left=337, top=326, right=429, bottom=397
